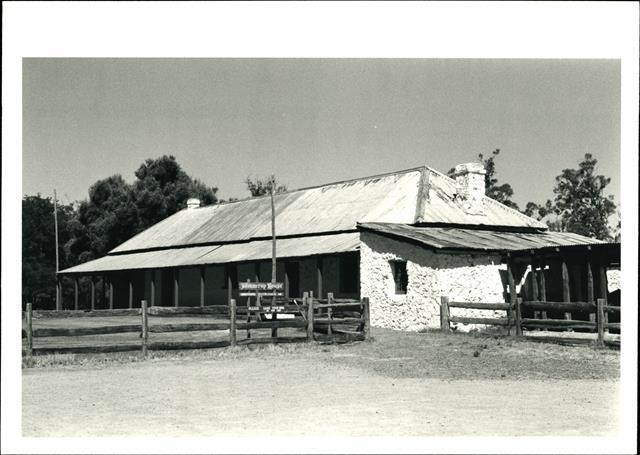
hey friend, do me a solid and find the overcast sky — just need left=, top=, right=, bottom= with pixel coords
left=23, top=58, right=620, bottom=210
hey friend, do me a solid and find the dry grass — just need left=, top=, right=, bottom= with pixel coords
left=23, top=324, right=619, bottom=381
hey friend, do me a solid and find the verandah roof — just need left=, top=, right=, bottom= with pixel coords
left=357, top=222, right=616, bottom=253
left=59, top=232, right=360, bottom=274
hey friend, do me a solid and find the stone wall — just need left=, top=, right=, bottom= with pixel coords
left=360, top=231, right=507, bottom=331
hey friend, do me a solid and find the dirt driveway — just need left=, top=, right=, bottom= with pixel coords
left=22, top=328, right=620, bottom=437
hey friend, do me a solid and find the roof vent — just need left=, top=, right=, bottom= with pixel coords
left=187, top=198, right=201, bottom=210
left=452, top=162, right=486, bottom=215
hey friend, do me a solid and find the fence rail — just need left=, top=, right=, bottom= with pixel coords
left=441, top=296, right=620, bottom=346
left=23, top=293, right=370, bottom=357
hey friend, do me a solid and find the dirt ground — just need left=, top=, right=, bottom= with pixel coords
left=22, top=328, right=620, bottom=437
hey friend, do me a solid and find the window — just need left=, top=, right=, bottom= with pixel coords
left=340, top=253, right=359, bottom=293
left=390, top=260, right=408, bottom=294
left=223, top=264, right=238, bottom=289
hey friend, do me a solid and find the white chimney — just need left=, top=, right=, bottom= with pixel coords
left=187, top=198, right=201, bottom=210
left=453, top=162, right=486, bottom=215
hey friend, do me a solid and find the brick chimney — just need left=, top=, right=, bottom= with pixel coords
left=453, top=162, right=486, bottom=215
left=187, top=198, right=201, bottom=210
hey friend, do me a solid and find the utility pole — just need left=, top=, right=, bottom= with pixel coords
left=270, top=176, right=277, bottom=285
left=54, top=189, right=61, bottom=310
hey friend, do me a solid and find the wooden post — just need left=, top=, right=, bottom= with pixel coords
left=327, top=292, right=334, bottom=338
left=307, top=292, right=315, bottom=341
left=74, top=278, right=79, bottom=311
left=316, top=256, right=323, bottom=299
left=173, top=269, right=180, bottom=308
left=515, top=297, right=523, bottom=337
left=270, top=284, right=278, bottom=338
left=100, top=275, right=107, bottom=308
left=587, top=261, right=595, bottom=323
left=230, top=298, right=237, bottom=346
left=128, top=279, right=133, bottom=309
left=56, top=277, right=62, bottom=310
left=530, top=256, right=538, bottom=319
left=507, top=260, right=517, bottom=335
left=108, top=278, right=114, bottom=310
left=362, top=297, right=371, bottom=339
left=200, top=267, right=205, bottom=308
left=538, top=256, right=548, bottom=320
left=254, top=262, right=260, bottom=282
left=440, top=296, right=450, bottom=332
left=141, top=300, right=148, bottom=357
left=150, top=272, right=156, bottom=307
left=25, top=302, right=33, bottom=358
left=598, top=264, right=609, bottom=332
left=596, top=298, right=605, bottom=345
left=227, top=273, right=232, bottom=306
left=90, top=277, right=96, bottom=310
left=561, top=259, right=572, bottom=321
left=284, top=266, right=290, bottom=300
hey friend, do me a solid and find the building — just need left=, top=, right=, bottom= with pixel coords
left=59, top=163, right=620, bottom=331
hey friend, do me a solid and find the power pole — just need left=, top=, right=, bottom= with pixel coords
left=54, top=189, right=61, bottom=310
left=270, top=177, right=276, bottom=285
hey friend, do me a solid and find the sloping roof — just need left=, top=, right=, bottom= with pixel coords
left=111, top=166, right=546, bottom=255
left=358, top=222, right=611, bottom=252
left=61, top=233, right=360, bottom=274
left=60, top=165, right=550, bottom=274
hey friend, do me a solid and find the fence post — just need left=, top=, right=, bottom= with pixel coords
left=230, top=298, right=237, bottom=347
left=327, top=292, right=334, bottom=338
left=596, top=298, right=605, bottom=346
left=141, top=300, right=148, bottom=357
left=307, top=294, right=315, bottom=342
left=440, top=296, right=450, bottom=332
left=362, top=297, right=371, bottom=340
left=515, top=297, right=523, bottom=337
left=271, top=294, right=278, bottom=339
left=26, top=302, right=33, bottom=358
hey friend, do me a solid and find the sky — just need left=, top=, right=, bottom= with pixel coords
left=23, top=58, right=620, bottom=210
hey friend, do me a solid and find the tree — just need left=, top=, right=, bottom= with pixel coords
left=22, top=194, right=74, bottom=308
left=524, top=154, right=616, bottom=240
left=67, top=155, right=219, bottom=263
left=134, top=155, right=218, bottom=228
left=245, top=175, right=287, bottom=197
left=448, top=149, right=519, bottom=210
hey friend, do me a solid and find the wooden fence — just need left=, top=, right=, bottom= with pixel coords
left=440, top=296, right=620, bottom=346
left=22, top=293, right=370, bottom=357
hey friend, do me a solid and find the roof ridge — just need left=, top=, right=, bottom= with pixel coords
left=206, top=166, right=427, bottom=208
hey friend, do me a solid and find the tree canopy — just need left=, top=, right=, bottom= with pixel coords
left=448, top=149, right=519, bottom=210
left=524, top=153, right=616, bottom=240
left=245, top=175, right=287, bottom=197
left=22, top=194, right=74, bottom=308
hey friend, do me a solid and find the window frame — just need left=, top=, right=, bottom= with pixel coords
left=390, top=260, right=408, bottom=295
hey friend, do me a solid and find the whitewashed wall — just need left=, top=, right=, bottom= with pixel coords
left=360, top=231, right=507, bottom=331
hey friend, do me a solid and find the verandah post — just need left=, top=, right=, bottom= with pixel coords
left=90, top=276, right=96, bottom=310
left=230, top=298, right=237, bottom=347
left=73, top=278, right=79, bottom=311
left=200, top=267, right=205, bottom=308
left=362, top=297, right=371, bottom=339
left=25, top=302, right=33, bottom=358
left=327, top=292, right=334, bottom=338
left=587, top=260, right=595, bottom=323
left=440, top=296, right=450, bottom=332
left=141, top=300, right=148, bottom=357
left=507, top=259, right=517, bottom=335
left=128, top=279, right=133, bottom=310
left=561, top=259, right=572, bottom=321
left=538, top=255, right=548, bottom=320
left=515, top=297, right=523, bottom=337
left=596, top=298, right=605, bottom=346
left=307, top=292, right=315, bottom=341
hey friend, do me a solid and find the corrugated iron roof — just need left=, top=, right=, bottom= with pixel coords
left=60, top=233, right=360, bottom=274
left=358, top=222, right=610, bottom=252
left=111, top=166, right=546, bottom=254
